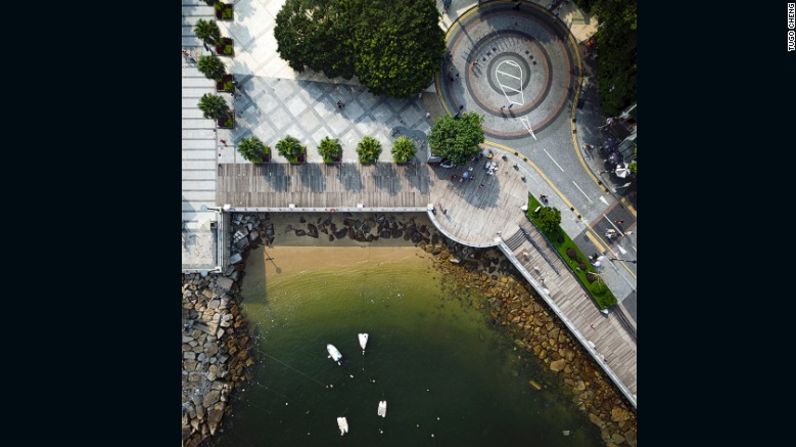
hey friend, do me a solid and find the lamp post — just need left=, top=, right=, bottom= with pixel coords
left=611, top=182, right=632, bottom=193
left=609, top=258, right=636, bottom=264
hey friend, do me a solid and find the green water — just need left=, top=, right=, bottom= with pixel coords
left=213, top=245, right=603, bottom=447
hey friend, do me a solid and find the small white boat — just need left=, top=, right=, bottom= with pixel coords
left=337, top=417, right=349, bottom=436
left=327, top=344, right=342, bottom=365
left=358, top=333, right=369, bottom=354
left=377, top=400, right=387, bottom=418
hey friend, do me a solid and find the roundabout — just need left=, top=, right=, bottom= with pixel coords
left=439, top=1, right=579, bottom=139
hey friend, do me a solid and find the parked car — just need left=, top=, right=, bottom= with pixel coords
left=440, top=159, right=456, bottom=169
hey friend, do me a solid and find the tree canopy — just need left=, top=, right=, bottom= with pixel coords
left=317, top=136, right=343, bottom=163
left=276, top=135, right=306, bottom=163
left=197, top=93, right=229, bottom=120
left=356, top=136, right=382, bottom=164
left=274, top=0, right=444, bottom=97
left=197, top=54, right=226, bottom=80
left=428, top=112, right=485, bottom=166
left=391, top=136, right=416, bottom=164
left=194, top=19, right=221, bottom=45
left=537, top=206, right=562, bottom=236
left=237, top=137, right=270, bottom=164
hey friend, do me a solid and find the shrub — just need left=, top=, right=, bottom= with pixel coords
left=194, top=19, right=221, bottom=46
left=356, top=136, right=382, bottom=164
left=566, top=248, right=578, bottom=259
left=238, top=137, right=270, bottom=164
left=392, top=136, right=416, bottom=164
left=428, top=112, right=485, bottom=165
left=318, top=137, right=343, bottom=163
left=629, top=161, right=637, bottom=175
left=197, top=93, right=230, bottom=120
left=276, top=135, right=306, bottom=163
left=197, top=54, right=226, bottom=81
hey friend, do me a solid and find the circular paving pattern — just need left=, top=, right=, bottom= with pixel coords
left=440, top=2, right=579, bottom=139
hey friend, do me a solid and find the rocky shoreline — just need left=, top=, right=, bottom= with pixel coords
left=181, top=212, right=636, bottom=446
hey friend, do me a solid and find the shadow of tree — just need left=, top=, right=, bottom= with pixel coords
left=336, top=163, right=363, bottom=192
left=371, top=162, right=401, bottom=195
left=297, top=163, right=326, bottom=193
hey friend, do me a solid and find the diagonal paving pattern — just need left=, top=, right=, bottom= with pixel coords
left=216, top=0, right=433, bottom=164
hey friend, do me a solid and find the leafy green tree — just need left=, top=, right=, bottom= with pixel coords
left=274, top=0, right=355, bottom=79
left=273, top=0, right=444, bottom=96
left=238, top=137, right=270, bottom=164
left=194, top=19, right=221, bottom=46
left=317, top=137, right=343, bottom=163
left=590, top=0, right=637, bottom=115
left=276, top=135, right=306, bottom=163
left=428, top=112, right=485, bottom=165
left=352, top=0, right=445, bottom=97
left=197, top=93, right=230, bottom=120
left=628, top=161, right=637, bottom=175
left=356, top=136, right=382, bottom=164
left=391, top=136, right=416, bottom=164
left=197, top=54, right=226, bottom=80
left=537, top=206, right=562, bottom=236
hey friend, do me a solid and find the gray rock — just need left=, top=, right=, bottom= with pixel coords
left=183, top=352, right=196, bottom=360
left=215, top=277, right=234, bottom=293
left=228, top=253, right=243, bottom=265
left=249, top=230, right=259, bottom=241
left=207, top=299, right=220, bottom=309
left=203, top=390, right=220, bottom=408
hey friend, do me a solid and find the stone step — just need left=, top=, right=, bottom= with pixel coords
left=182, top=66, right=203, bottom=77
left=182, top=0, right=205, bottom=7
left=182, top=129, right=216, bottom=139
left=182, top=200, right=216, bottom=212
left=182, top=190, right=217, bottom=201
left=182, top=170, right=217, bottom=180
left=183, top=150, right=217, bottom=160
left=182, top=77, right=215, bottom=88
left=182, top=37, right=202, bottom=47
left=183, top=119, right=216, bottom=129
left=183, top=180, right=217, bottom=191
left=182, top=25, right=196, bottom=36
left=182, top=6, right=214, bottom=17
left=182, top=108, right=209, bottom=119
left=182, top=160, right=217, bottom=171
left=182, top=87, right=214, bottom=98
left=182, top=98, right=199, bottom=109
left=183, top=138, right=217, bottom=149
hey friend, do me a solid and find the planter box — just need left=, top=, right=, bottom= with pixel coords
left=288, top=153, right=306, bottom=165
left=216, top=74, right=234, bottom=93
left=215, top=38, right=234, bottom=57
left=217, top=114, right=234, bottom=129
left=215, top=3, right=234, bottom=21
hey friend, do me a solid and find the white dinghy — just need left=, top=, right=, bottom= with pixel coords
left=337, top=417, right=349, bottom=436
left=327, top=344, right=343, bottom=365
left=358, top=333, right=369, bottom=354
left=377, top=400, right=387, bottom=418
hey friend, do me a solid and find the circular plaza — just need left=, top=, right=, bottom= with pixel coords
left=439, top=2, right=579, bottom=139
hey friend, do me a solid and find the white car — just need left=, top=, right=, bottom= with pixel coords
left=440, top=159, right=456, bottom=169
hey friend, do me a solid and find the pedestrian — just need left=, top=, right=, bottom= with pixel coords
left=616, top=219, right=625, bottom=225
left=425, top=112, right=431, bottom=119
left=220, top=139, right=227, bottom=145
left=455, top=73, right=459, bottom=79
left=336, top=100, right=344, bottom=109
left=449, top=75, right=454, bottom=82
left=508, top=103, right=514, bottom=109
left=203, top=42, right=209, bottom=51
left=513, top=1, right=521, bottom=11
left=500, top=105, right=506, bottom=111
left=459, top=105, right=464, bottom=111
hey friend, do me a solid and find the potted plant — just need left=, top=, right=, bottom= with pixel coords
left=197, top=54, right=226, bottom=81
left=238, top=137, right=271, bottom=164
left=216, top=74, right=234, bottom=93
left=391, top=136, right=416, bottom=164
left=215, top=2, right=234, bottom=21
left=318, top=137, right=343, bottom=164
left=194, top=19, right=221, bottom=47
left=276, top=135, right=306, bottom=164
left=197, top=93, right=233, bottom=128
left=356, top=136, right=382, bottom=164
left=216, top=37, right=234, bottom=57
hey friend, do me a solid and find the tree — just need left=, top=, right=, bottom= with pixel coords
left=276, top=135, right=306, bottom=163
left=356, top=136, right=382, bottom=164
left=197, top=93, right=229, bottom=120
left=197, top=54, right=226, bottom=80
left=589, top=0, right=637, bottom=115
left=274, top=0, right=355, bottom=79
left=428, top=112, right=485, bottom=165
left=391, top=136, right=416, bottom=164
left=238, top=137, right=270, bottom=164
left=352, top=0, right=445, bottom=97
left=317, top=137, right=343, bottom=163
left=537, top=206, right=561, bottom=236
left=273, top=0, right=445, bottom=96
left=194, top=19, right=221, bottom=46
left=628, top=161, right=637, bottom=175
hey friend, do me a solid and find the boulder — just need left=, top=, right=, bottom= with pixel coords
left=550, top=359, right=566, bottom=372
left=611, top=406, right=632, bottom=422
left=215, top=277, right=234, bottom=293
left=307, top=224, right=319, bottom=238
left=294, top=229, right=306, bottom=237
left=203, top=390, right=220, bottom=408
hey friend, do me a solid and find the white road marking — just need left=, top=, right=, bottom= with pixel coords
left=599, top=196, right=609, bottom=205
left=617, top=245, right=627, bottom=255
left=542, top=148, right=564, bottom=171
left=603, top=215, right=624, bottom=235
left=572, top=181, right=593, bottom=203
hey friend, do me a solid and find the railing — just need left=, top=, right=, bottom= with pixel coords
left=496, top=237, right=637, bottom=409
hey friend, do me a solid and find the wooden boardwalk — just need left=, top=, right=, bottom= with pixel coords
left=217, top=163, right=432, bottom=208
left=502, top=223, right=637, bottom=405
